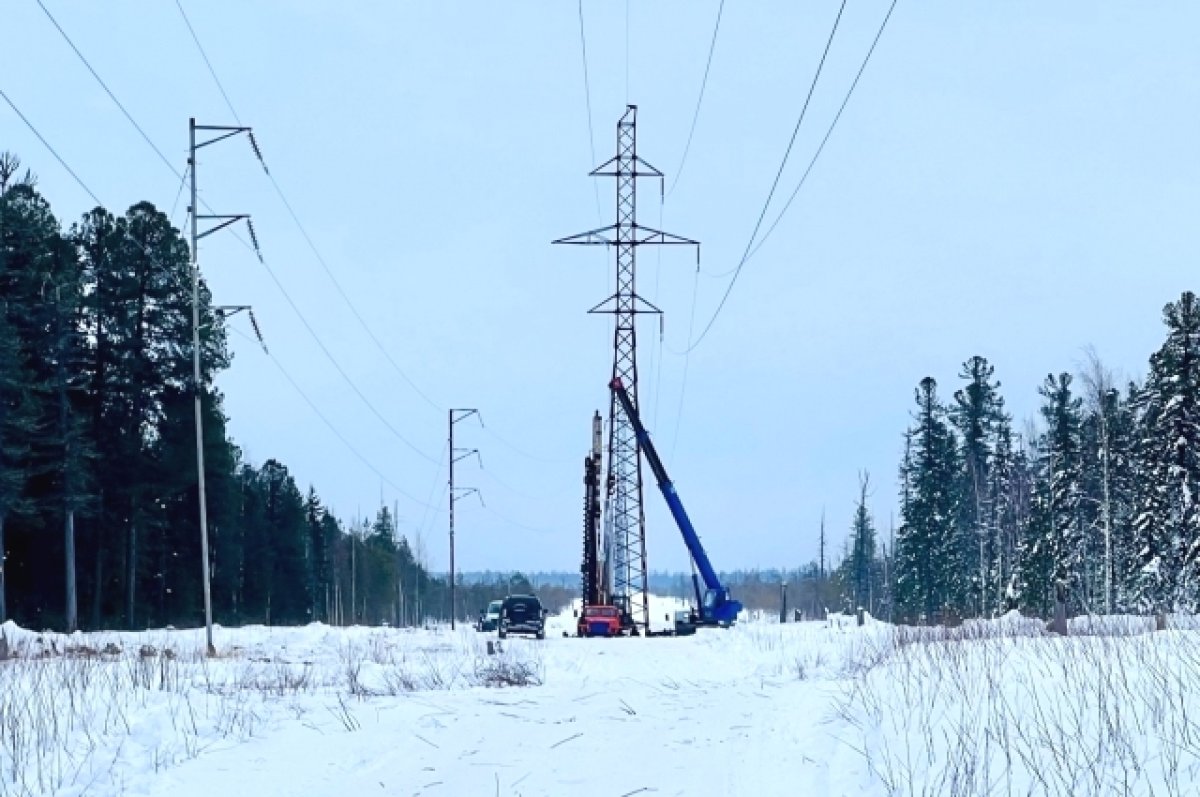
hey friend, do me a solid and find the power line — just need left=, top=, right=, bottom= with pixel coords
left=171, top=1, right=447, bottom=416
left=651, top=202, right=666, bottom=432
left=255, top=252, right=441, bottom=465
left=485, top=504, right=557, bottom=536
left=174, top=3, right=576, bottom=469
left=33, top=1, right=247, bottom=231
left=35, top=3, right=441, bottom=465
left=229, top=327, right=441, bottom=511
left=665, top=0, right=864, bottom=461
left=0, top=91, right=440, bottom=513
left=481, top=424, right=570, bottom=464
left=173, top=0, right=242, bottom=125
left=415, top=448, right=449, bottom=539
left=272, top=172, right=449, bottom=410
left=576, top=0, right=602, bottom=220
left=668, top=265, right=702, bottom=464
left=748, top=0, right=900, bottom=261
left=683, top=0, right=848, bottom=354
left=34, top=0, right=183, bottom=182
left=669, top=0, right=725, bottom=196
left=168, top=163, right=189, bottom=223
left=0, top=87, right=103, bottom=206
left=478, top=459, right=568, bottom=504
left=418, top=482, right=450, bottom=543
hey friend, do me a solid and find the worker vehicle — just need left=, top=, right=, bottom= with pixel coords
left=475, top=600, right=502, bottom=632
left=610, top=377, right=744, bottom=629
left=669, top=609, right=698, bottom=636
left=498, top=594, right=547, bottom=639
left=577, top=604, right=622, bottom=637
left=577, top=411, right=633, bottom=633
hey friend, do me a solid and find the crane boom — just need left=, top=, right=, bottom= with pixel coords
left=609, top=377, right=742, bottom=624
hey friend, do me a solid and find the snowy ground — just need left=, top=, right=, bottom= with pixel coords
left=3, top=601, right=1200, bottom=796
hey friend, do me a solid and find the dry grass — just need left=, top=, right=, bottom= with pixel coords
left=835, top=617, right=1200, bottom=796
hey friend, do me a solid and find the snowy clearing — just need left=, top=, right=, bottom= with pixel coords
left=3, top=602, right=1200, bottom=796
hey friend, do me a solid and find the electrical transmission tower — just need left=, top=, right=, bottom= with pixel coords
left=448, top=409, right=482, bottom=630
left=189, top=118, right=262, bottom=656
left=554, top=105, right=699, bottom=632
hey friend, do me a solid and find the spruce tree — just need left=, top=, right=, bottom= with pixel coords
left=1133, top=292, right=1200, bottom=612
left=1035, top=373, right=1084, bottom=625
left=896, top=377, right=961, bottom=621
left=1018, top=459, right=1054, bottom=617
left=986, top=418, right=1024, bottom=615
left=950, top=356, right=1006, bottom=614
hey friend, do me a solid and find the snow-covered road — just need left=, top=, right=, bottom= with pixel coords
left=154, top=662, right=851, bottom=797
left=6, top=604, right=1200, bottom=796
left=149, top=601, right=876, bottom=796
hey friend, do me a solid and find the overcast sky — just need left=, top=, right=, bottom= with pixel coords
left=3, top=1, right=1198, bottom=576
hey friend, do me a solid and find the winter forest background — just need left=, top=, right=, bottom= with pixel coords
left=2, top=150, right=1199, bottom=633
left=832, top=295, right=1200, bottom=626
left=0, top=154, right=572, bottom=633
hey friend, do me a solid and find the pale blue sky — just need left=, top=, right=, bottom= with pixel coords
left=3, top=2, right=1198, bottom=574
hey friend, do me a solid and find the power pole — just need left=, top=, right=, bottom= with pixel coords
left=189, top=118, right=260, bottom=656
left=554, top=105, right=698, bottom=632
left=448, top=409, right=481, bottom=630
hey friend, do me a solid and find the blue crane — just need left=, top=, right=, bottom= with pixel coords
left=609, top=377, right=743, bottom=626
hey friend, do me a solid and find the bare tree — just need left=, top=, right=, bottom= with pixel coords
left=0, top=152, right=36, bottom=196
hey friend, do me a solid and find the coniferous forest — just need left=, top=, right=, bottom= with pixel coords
left=0, top=155, right=570, bottom=633
left=831, top=291, right=1200, bottom=624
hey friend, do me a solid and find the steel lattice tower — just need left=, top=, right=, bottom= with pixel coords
left=555, top=105, right=698, bottom=631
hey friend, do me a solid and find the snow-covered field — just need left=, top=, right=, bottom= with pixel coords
left=3, top=600, right=1200, bottom=796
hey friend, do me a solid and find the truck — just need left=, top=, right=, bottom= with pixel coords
left=609, top=377, right=743, bottom=629
left=577, top=604, right=623, bottom=637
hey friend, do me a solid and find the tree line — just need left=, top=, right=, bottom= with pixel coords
left=833, top=291, right=1200, bottom=625
left=0, top=153, right=564, bottom=632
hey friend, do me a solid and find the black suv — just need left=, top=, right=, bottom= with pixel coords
left=498, top=594, right=547, bottom=639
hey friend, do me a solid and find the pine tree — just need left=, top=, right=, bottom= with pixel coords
left=71, top=203, right=186, bottom=625
left=44, top=256, right=92, bottom=633
left=1110, top=383, right=1140, bottom=611
left=0, top=311, right=36, bottom=624
left=896, top=377, right=961, bottom=621
left=1133, top=292, right=1200, bottom=613
left=0, top=158, right=45, bottom=626
left=260, top=459, right=308, bottom=624
left=1, top=182, right=89, bottom=628
left=0, top=159, right=462, bottom=632
left=305, top=488, right=329, bottom=621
